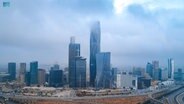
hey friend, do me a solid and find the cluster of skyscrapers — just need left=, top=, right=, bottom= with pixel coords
left=4, top=21, right=182, bottom=89
left=68, top=36, right=86, bottom=88
left=68, top=21, right=111, bottom=89
left=4, top=21, right=112, bottom=89
left=7, top=62, right=39, bottom=86
left=6, top=62, right=64, bottom=87
left=146, top=58, right=175, bottom=81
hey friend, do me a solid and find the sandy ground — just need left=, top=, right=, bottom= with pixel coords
left=25, top=96, right=148, bottom=104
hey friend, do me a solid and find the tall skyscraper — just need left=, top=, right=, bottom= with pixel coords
left=146, top=62, right=153, bottom=78
left=19, top=63, right=26, bottom=83
left=96, top=52, right=111, bottom=88
left=75, top=57, right=87, bottom=88
left=90, top=21, right=101, bottom=87
left=8, top=62, right=16, bottom=81
left=68, top=37, right=80, bottom=88
left=25, top=72, right=31, bottom=86
left=152, top=61, right=159, bottom=80
left=30, top=61, right=38, bottom=85
left=168, top=58, right=174, bottom=79
left=38, top=69, right=46, bottom=86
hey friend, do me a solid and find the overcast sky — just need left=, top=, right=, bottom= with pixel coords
left=0, top=0, right=184, bottom=69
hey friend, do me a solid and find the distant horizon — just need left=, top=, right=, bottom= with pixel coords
left=0, top=59, right=183, bottom=72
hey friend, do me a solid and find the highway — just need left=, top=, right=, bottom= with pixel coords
left=176, top=91, right=184, bottom=104
left=0, top=96, right=18, bottom=104
left=161, top=87, right=184, bottom=104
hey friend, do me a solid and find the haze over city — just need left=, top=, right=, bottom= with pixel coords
left=1, top=0, right=184, bottom=68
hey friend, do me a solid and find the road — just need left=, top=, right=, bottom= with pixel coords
left=161, top=87, right=184, bottom=104
left=0, top=96, right=18, bottom=104
left=176, top=91, right=184, bottom=104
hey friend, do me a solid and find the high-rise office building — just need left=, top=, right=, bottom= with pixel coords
left=159, top=68, right=168, bottom=81
left=146, top=62, right=153, bottom=78
left=68, top=37, right=80, bottom=88
left=152, top=61, right=159, bottom=80
left=30, top=61, right=38, bottom=85
left=174, top=68, right=183, bottom=81
left=168, top=58, right=174, bottom=79
left=8, top=62, right=16, bottom=81
left=96, top=52, right=111, bottom=88
left=90, top=21, right=101, bottom=87
left=38, top=69, right=46, bottom=86
left=25, top=72, right=31, bottom=86
left=49, top=69, right=63, bottom=87
left=19, top=63, right=26, bottom=84
left=75, top=57, right=86, bottom=88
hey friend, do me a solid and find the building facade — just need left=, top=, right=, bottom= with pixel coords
left=49, top=69, right=63, bottom=87
left=38, top=69, right=46, bottom=86
left=96, top=52, right=111, bottom=89
left=168, top=58, right=174, bottom=79
left=133, top=67, right=145, bottom=77
left=8, top=62, right=16, bottom=81
left=111, top=67, right=118, bottom=88
left=75, top=57, right=87, bottom=88
left=159, top=68, right=168, bottom=81
left=51, top=64, right=60, bottom=70
left=25, top=72, right=31, bottom=86
left=19, top=63, right=26, bottom=83
left=137, top=77, right=151, bottom=89
left=116, top=71, right=137, bottom=89
left=174, top=68, right=184, bottom=81
left=68, top=37, right=80, bottom=88
left=30, top=61, right=38, bottom=85
left=90, top=21, right=101, bottom=87
left=146, top=62, right=153, bottom=78
left=152, top=61, right=159, bottom=80
left=63, top=67, right=69, bottom=85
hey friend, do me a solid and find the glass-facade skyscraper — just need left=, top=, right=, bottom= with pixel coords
left=30, top=61, right=38, bottom=85
left=152, top=61, right=159, bottom=80
left=8, top=62, right=16, bottom=81
left=38, top=69, right=46, bottom=86
left=49, top=69, right=63, bottom=87
left=19, top=63, right=26, bottom=83
left=96, top=52, right=111, bottom=88
left=146, top=62, right=153, bottom=78
left=168, top=58, right=174, bottom=79
left=75, top=56, right=86, bottom=88
left=90, top=21, right=101, bottom=87
left=69, top=37, right=80, bottom=88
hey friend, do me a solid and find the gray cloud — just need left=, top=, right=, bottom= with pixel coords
left=0, top=0, right=184, bottom=69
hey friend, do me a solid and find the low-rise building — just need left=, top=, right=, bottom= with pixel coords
left=117, top=71, right=137, bottom=89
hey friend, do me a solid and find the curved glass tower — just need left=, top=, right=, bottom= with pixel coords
left=90, top=21, right=101, bottom=87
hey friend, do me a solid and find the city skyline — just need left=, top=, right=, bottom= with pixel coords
left=1, top=0, right=184, bottom=68
left=1, top=1, right=184, bottom=103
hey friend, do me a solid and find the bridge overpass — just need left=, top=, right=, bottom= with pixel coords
left=176, top=91, right=184, bottom=104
